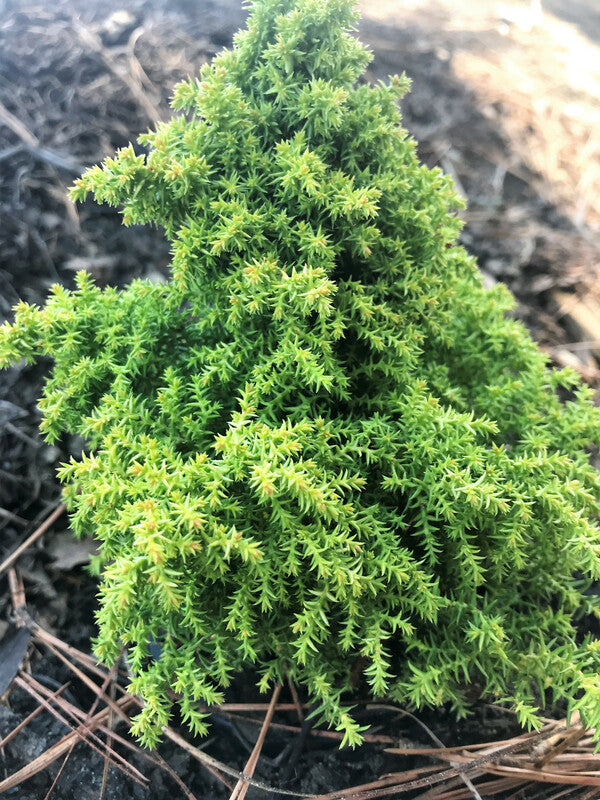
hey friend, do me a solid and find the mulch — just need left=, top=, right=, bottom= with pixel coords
left=1, top=1, right=599, bottom=798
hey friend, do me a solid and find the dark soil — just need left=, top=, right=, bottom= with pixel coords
left=0, top=1, right=599, bottom=798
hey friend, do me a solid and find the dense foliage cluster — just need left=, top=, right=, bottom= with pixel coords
left=3, top=0, right=600, bottom=747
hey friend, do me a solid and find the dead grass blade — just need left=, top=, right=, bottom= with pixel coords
left=8, top=566, right=26, bottom=612
left=368, top=704, right=483, bottom=800
left=229, top=682, right=282, bottom=800
left=149, top=750, right=200, bottom=800
left=0, top=687, right=139, bottom=793
left=0, top=502, right=66, bottom=576
left=216, top=712, right=397, bottom=745
left=24, top=671, right=201, bottom=799
left=13, top=611, right=600, bottom=800
left=287, top=676, right=305, bottom=723
left=369, top=712, right=600, bottom=800
left=319, top=765, right=445, bottom=800
left=162, top=726, right=319, bottom=799
left=70, top=17, right=161, bottom=122
left=43, top=746, right=76, bottom=800
left=0, top=97, right=38, bottom=146
left=205, top=702, right=310, bottom=713
left=14, top=673, right=147, bottom=785
left=0, top=682, right=69, bottom=748
left=34, top=639, right=130, bottom=724
left=99, top=678, right=117, bottom=800
left=18, top=607, right=113, bottom=682
left=319, top=722, right=576, bottom=800
left=416, top=775, right=527, bottom=799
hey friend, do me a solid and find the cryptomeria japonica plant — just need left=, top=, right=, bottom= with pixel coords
left=3, top=0, right=600, bottom=748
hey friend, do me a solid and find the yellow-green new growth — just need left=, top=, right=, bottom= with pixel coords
left=2, top=0, right=600, bottom=747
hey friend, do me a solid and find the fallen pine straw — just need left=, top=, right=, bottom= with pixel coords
left=5, top=603, right=600, bottom=799
left=378, top=713, right=600, bottom=799
left=0, top=689, right=139, bottom=794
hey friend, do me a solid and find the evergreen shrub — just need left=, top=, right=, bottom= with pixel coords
left=2, top=0, right=600, bottom=747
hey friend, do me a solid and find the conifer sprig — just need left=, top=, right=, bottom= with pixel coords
left=2, top=0, right=600, bottom=746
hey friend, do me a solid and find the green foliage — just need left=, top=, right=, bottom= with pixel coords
left=3, top=0, right=600, bottom=746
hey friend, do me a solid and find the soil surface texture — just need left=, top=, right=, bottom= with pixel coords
left=1, top=0, right=599, bottom=798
